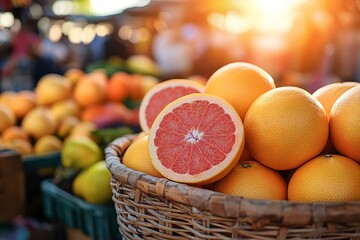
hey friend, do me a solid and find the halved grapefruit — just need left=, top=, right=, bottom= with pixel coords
left=139, top=79, right=204, bottom=133
left=148, top=93, right=244, bottom=185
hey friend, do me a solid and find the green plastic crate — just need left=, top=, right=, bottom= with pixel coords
left=22, top=151, right=61, bottom=174
left=22, top=152, right=62, bottom=218
left=41, top=179, right=121, bottom=240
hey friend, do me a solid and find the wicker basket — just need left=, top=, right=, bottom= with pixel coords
left=105, top=134, right=360, bottom=240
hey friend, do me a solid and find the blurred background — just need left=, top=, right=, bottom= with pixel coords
left=1, top=0, right=360, bottom=93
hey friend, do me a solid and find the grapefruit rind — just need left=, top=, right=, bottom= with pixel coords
left=148, top=93, right=244, bottom=185
left=204, top=62, right=275, bottom=120
left=139, top=79, right=204, bottom=134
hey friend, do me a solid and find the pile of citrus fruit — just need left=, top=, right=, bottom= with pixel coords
left=0, top=68, right=155, bottom=156
left=0, top=67, right=161, bottom=205
left=123, top=62, right=360, bottom=202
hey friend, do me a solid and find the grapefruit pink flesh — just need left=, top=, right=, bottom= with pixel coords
left=139, top=79, right=204, bottom=133
left=148, top=93, right=244, bottom=185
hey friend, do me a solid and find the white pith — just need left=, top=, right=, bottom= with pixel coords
left=184, top=129, right=204, bottom=143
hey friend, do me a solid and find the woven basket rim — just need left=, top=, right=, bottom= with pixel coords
left=105, top=134, right=360, bottom=227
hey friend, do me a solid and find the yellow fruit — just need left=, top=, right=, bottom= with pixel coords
left=72, top=161, right=112, bottom=204
left=126, top=54, right=160, bottom=76
left=212, top=161, right=287, bottom=200
left=34, top=135, right=62, bottom=155
left=69, top=121, right=96, bottom=139
left=21, top=107, right=57, bottom=139
left=35, top=74, right=72, bottom=106
left=123, top=135, right=163, bottom=178
left=132, top=131, right=147, bottom=143
left=0, top=91, right=16, bottom=106
left=204, top=62, right=275, bottom=120
left=140, top=75, right=159, bottom=96
left=64, top=68, right=85, bottom=87
left=0, top=104, right=16, bottom=133
left=50, top=99, right=80, bottom=122
left=57, top=115, right=80, bottom=139
left=61, top=136, right=103, bottom=169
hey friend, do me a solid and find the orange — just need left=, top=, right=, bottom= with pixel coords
left=0, top=91, right=16, bottom=106
left=1, top=138, right=33, bottom=155
left=35, top=74, right=72, bottom=106
left=204, top=62, right=275, bottom=120
left=73, top=73, right=106, bottom=107
left=2, top=126, right=30, bottom=142
left=312, top=82, right=359, bottom=154
left=330, top=85, right=360, bottom=162
left=127, top=74, right=144, bottom=101
left=244, top=86, right=328, bottom=170
left=239, top=147, right=253, bottom=162
left=64, top=68, right=85, bottom=87
left=212, top=161, right=287, bottom=200
left=148, top=93, right=245, bottom=185
left=139, top=79, right=204, bottom=133
left=312, top=81, right=359, bottom=120
left=7, top=90, right=36, bottom=119
left=123, top=135, right=163, bottom=178
left=106, top=72, right=130, bottom=102
left=288, top=154, right=360, bottom=201
left=0, top=104, right=16, bottom=133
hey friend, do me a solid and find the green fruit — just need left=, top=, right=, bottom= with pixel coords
left=61, top=136, right=103, bottom=169
left=125, top=55, right=160, bottom=77
left=72, top=161, right=112, bottom=204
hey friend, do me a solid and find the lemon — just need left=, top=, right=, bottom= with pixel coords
left=61, top=136, right=102, bottom=169
left=72, top=161, right=112, bottom=204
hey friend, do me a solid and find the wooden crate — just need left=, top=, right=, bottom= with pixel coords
left=0, top=149, right=25, bottom=222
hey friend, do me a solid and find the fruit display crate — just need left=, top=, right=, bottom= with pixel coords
left=41, top=179, right=121, bottom=240
left=22, top=151, right=62, bottom=217
left=0, top=149, right=25, bottom=222
left=105, top=135, right=360, bottom=240
left=22, top=151, right=61, bottom=174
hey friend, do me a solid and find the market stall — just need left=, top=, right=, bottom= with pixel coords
left=0, top=0, right=360, bottom=239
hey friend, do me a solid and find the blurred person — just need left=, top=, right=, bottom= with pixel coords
left=1, top=18, right=40, bottom=91
left=32, top=36, right=69, bottom=87
left=152, top=8, right=195, bottom=80
left=104, top=20, right=134, bottom=61
left=0, top=42, right=13, bottom=92
left=333, top=12, right=359, bottom=82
